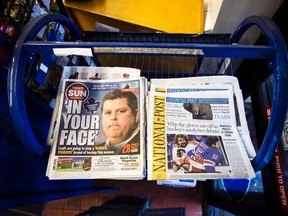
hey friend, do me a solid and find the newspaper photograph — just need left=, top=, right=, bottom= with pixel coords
left=147, top=88, right=255, bottom=181
left=150, top=75, right=256, bottom=159
left=46, top=77, right=146, bottom=179
left=47, top=66, right=141, bottom=146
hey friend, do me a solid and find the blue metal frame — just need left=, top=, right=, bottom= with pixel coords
left=7, top=14, right=288, bottom=173
left=22, top=41, right=275, bottom=59
left=230, top=16, right=288, bottom=172
left=8, top=13, right=82, bottom=155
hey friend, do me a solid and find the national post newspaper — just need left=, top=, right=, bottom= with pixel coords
left=151, top=95, right=167, bottom=180
left=147, top=87, right=255, bottom=180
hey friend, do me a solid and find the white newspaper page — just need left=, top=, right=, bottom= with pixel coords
left=46, top=77, right=146, bottom=179
left=150, top=76, right=256, bottom=159
left=147, top=88, right=255, bottom=180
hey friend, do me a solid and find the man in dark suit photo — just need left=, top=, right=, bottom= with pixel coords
left=100, top=89, right=140, bottom=154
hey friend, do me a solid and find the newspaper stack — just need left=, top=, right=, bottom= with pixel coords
left=46, top=66, right=147, bottom=180
left=46, top=66, right=256, bottom=181
left=147, top=76, right=256, bottom=180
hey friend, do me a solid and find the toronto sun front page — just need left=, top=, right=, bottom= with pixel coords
left=46, top=66, right=146, bottom=180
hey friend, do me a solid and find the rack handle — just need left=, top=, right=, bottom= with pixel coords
left=8, top=13, right=82, bottom=155
left=231, top=16, right=288, bottom=172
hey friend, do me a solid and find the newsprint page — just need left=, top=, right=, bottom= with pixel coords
left=147, top=76, right=255, bottom=180
left=46, top=67, right=146, bottom=180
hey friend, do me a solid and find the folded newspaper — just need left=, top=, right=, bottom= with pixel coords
left=46, top=66, right=146, bottom=180
left=147, top=76, right=256, bottom=180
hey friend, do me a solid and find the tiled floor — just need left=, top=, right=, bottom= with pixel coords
left=41, top=179, right=203, bottom=216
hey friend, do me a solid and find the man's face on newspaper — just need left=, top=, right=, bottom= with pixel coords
left=102, top=98, right=139, bottom=145
left=177, top=137, right=187, bottom=148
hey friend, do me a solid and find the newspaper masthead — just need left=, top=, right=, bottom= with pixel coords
left=152, top=95, right=167, bottom=180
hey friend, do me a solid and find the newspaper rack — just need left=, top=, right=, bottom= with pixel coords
left=7, top=13, right=288, bottom=175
